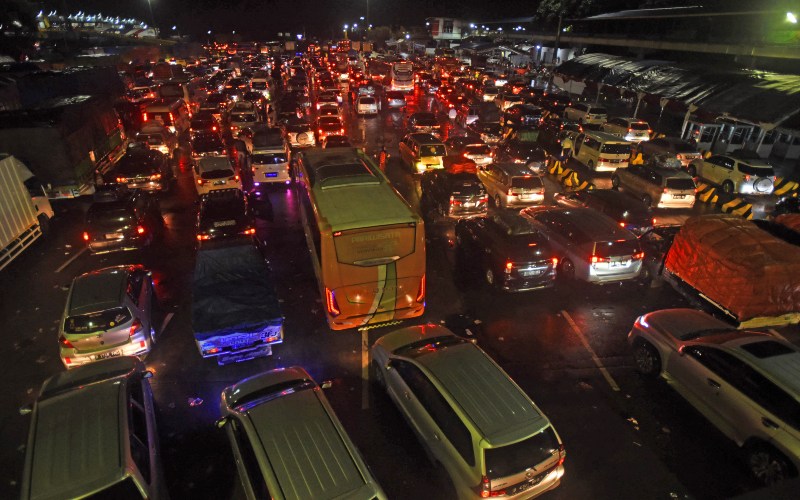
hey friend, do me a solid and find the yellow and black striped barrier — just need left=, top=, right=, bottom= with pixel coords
left=695, top=181, right=719, bottom=204
left=547, top=157, right=564, bottom=175
left=774, top=177, right=800, bottom=197
left=720, top=198, right=753, bottom=220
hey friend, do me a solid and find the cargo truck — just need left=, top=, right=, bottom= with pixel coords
left=192, top=240, right=284, bottom=365
left=0, top=155, right=54, bottom=271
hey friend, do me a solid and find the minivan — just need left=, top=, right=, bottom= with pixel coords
left=612, top=163, right=697, bottom=209
left=399, top=133, right=447, bottom=173
left=371, top=325, right=566, bottom=499
left=601, top=117, right=652, bottom=142
left=572, top=131, right=632, bottom=172
left=521, top=206, right=644, bottom=284
left=143, top=98, right=191, bottom=136
left=563, top=102, right=607, bottom=125
left=218, top=366, right=387, bottom=500
left=193, top=156, right=241, bottom=196
left=478, top=162, right=545, bottom=209
left=20, top=356, right=167, bottom=499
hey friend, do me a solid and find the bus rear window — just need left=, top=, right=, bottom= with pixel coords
left=334, top=224, right=416, bottom=266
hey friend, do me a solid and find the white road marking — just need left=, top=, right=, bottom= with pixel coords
left=561, top=310, right=621, bottom=392
left=55, top=247, right=87, bottom=273
left=768, top=328, right=789, bottom=342
left=360, top=327, right=370, bottom=410
left=160, top=312, right=175, bottom=334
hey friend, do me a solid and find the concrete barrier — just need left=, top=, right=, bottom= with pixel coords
left=720, top=198, right=754, bottom=220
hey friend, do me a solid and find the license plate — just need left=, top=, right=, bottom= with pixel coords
left=266, top=172, right=278, bottom=177
left=213, top=220, right=236, bottom=227
left=213, top=180, right=226, bottom=185
left=462, top=202, right=474, bottom=208
left=673, top=195, right=685, bottom=199
left=105, top=233, right=122, bottom=240
left=218, top=345, right=272, bottom=366
left=521, top=269, right=544, bottom=277
left=95, top=349, right=122, bottom=361
left=610, top=260, right=630, bottom=268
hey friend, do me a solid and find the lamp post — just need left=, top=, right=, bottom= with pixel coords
left=145, top=0, right=155, bottom=30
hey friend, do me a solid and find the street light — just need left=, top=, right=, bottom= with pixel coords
left=145, top=0, right=155, bottom=30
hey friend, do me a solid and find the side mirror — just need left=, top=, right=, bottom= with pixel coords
left=143, top=370, right=154, bottom=379
left=215, top=416, right=229, bottom=429
left=19, top=404, right=33, bottom=416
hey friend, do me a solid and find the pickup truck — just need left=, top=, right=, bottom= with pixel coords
left=191, top=240, right=283, bottom=365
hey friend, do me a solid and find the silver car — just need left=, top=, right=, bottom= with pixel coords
left=628, top=308, right=800, bottom=485
left=59, top=265, right=157, bottom=369
left=384, top=90, right=407, bottom=110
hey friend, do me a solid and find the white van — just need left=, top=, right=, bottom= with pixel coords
left=572, top=131, right=632, bottom=172
left=194, top=156, right=241, bottom=195
left=143, top=98, right=191, bottom=136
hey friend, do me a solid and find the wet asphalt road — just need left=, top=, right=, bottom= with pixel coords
left=1, top=86, right=799, bottom=500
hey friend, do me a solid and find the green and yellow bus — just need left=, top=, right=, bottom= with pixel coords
left=295, top=148, right=426, bottom=330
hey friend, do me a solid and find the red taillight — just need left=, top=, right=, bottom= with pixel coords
left=82, top=231, right=90, bottom=241
left=325, top=287, right=341, bottom=317
left=142, top=112, right=148, bottom=121
left=449, top=196, right=462, bottom=206
left=137, top=225, right=145, bottom=235
left=416, top=275, right=426, bottom=303
left=744, top=174, right=751, bottom=181
left=197, top=178, right=204, bottom=185
left=619, top=222, right=626, bottom=228
left=552, top=257, right=559, bottom=266
left=505, top=261, right=513, bottom=273
left=196, top=234, right=210, bottom=241
left=479, top=475, right=506, bottom=497
left=633, top=251, right=645, bottom=260
left=242, top=228, right=256, bottom=235
left=129, top=319, right=142, bottom=337
left=212, top=125, right=217, bottom=131
left=169, top=112, right=175, bottom=122
left=628, top=127, right=633, bottom=133
left=149, top=173, right=162, bottom=181
left=591, top=255, right=608, bottom=264
left=557, top=443, right=566, bottom=466
left=59, top=335, right=74, bottom=349
left=652, top=218, right=657, bottom=225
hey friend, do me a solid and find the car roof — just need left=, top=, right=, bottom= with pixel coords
left=200, top=189, right=246, bottom=216
left=28, top=358, right=139, bottom=499
left=408, top=133, right=442, bottom=144
left=491, top=162, right=538, bottom=177
left=588, top=189, right=651, bottom=210
left=383, top=325, right=548, bottom=445
left=645, top=165, right=694, bottom=178
left=585, top=130, right=630, bottom=143
left=728, top=337, right=800, bottom=396
left=69, top=266, right=130, bottom=316
left=228, top=368, right=373, bottom=499
left=525, top=206, right=637, bottom=241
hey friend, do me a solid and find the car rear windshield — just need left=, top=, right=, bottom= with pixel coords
left=251, top=81, right=267, bottom=89
left=601, top=144, right=632, bottom=155
left=595, top=239, right=641, bottom=258
left=630, top=122, right=650, bottom=130
left=200, top=166, right=234, bottom=179
left=88, top=209, right=134, bottom=226
left=511, top=176, right=544, bottom=190
left=65, top=307, right=132, bottom=334
left=138, top=134, right=164, bottom=146
left=450, top=177, right=484, bottom=195
left=739, top=163, right=775, bottom=176
left=231, top=113, right=257, bottom=122
left=589, top=107, right=607, bottom=115
left=666, top=178, right=696, bottom=190
left=148, top=112, right=173, bottom=126
left=359, top=97, right=376, bottom=104
left=252, top=153, right=287, bottom=164
left=485, top=427, right=560, bottom=479
left=465, top=145, right=491, bottom=155
left=420, top=145, right=446, bottom=157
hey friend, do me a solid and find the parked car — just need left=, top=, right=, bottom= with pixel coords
left=601, top=117, right=652, bottom=142
left=628, top=308, right=800, bottom=485
left=371, top=325, right=566, bottom=499
left=197, top=189, right=254, bottom=243
left=553, top=189, right=655, bottom=235
left=59, top=265, right=157, bottom=367
left=612, top=162, right=697, bottom=208
left=218, top=367, right=387, bottom=499
left=497, top=129, right=548, bottom=174
left=420, top=158, right=487, bottom=219
left=635, top=136, right=702, bottom=168
left=563, top=102, right=608, bottom=125
left=110, top=144, right=174, bottom=193
left=478, top=162, right=545, bottom=209
left=521, top=206, right=644, bottom=284
left=688, top=151, right=775, bottom=195
left=20, top=356, right=167, bottom=499
left=456, top=213, right=558, bottom=291
left=193, top=156, right=241, bottom=196
left=83, top=188, right=164, bottom=254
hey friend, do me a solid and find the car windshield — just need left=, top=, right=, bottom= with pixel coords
left=421, top=145, right=445, bottom=157
left=251, top=81, right=267, bottom=89
left=601, top=144, right=632, bottom=155
left=65, top=307, right=132, bottom=335
left=739, top=163, right=775, bottom=176
left=485, top=427, right=560, bottom=479
left=465, top=145, right=491, bottom=155
left=231, top=113, right=257, bottom=123
left=666, top=178, right=696, bottom=190
left=252, top=153, right=287, bottom=164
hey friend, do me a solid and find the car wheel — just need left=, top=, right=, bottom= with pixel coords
left=587, top=160, right=594, bottom=171
left=722, top=180, right=735, bottom=195
left=611, top=176, right=620, bottom=189
left=494, top=195, right=503, bottom=209
left=633, top=340, right=661, bottom=377
left=559, top=258, right=576, bottom=281
left=747, top=444, right=793, bottom=485
left=687, top=165, right=697, bottom=177
left=642, top=194, right=653, bottom=207
left=485, top=267, right=496, bottom=286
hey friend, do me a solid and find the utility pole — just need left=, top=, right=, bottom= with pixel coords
left=366, top=0, right=370, bottom=27
left=546, top=13, right=562, bottom=92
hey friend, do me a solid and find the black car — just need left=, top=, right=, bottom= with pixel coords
left=467, top=121, right=503, bottom=145
left=406, top=112, right=442, bottom=137
left=538, top=115, right=583, bottom=149
left=455, top=213, right=558, bottom=292
left=197, top=189, right=255, bottom=243
left=84, top=187, right=164, bottom=254
left=420, top=160, right=488, bottom=219
left=497, top=129, right=548, bottom=173
left=539, top=93, right=572, bottom=116
left=502, top=104, right=544, bottom=130
left=553, top=189, right=655, bottom=235
left=753, top=219, right=800, bottom=246
left=190, top=113, right=222, bottom=138
left=200, top=93, right=229, bottom=114
left=109, top=144, right=173, bottom=192
left=191, top=132, right=227, bottom=159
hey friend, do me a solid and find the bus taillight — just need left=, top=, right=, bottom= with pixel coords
left=325, top=287, right=341, bottom=317
left=416, top=275, right=426, bottom=303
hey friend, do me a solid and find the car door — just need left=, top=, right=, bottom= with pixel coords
left=702, top=155, right=725, bottom=184
left=384, top=359, right=440, bottom=453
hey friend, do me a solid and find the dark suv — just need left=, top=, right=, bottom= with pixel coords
left=109, top=144, right=173, bottom=192
left=197, top=189, right=254, bottom=243
left=83, top=188, right=164, bottom=254
left=554, top=189, right=655, bottom=236
left=455, top=213, right=558, bottom=292
left=420, top=160, right=488, bottom=219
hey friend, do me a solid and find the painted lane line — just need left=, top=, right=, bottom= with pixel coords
left=160, top=312, right=175, bottom=334
left=361, top=327, right=370, bottom=410
left=768, top=329, right=789, bottom=342
left=55, top=247, right=87, bottom=273
left=561, top=310, right=621, bottom=392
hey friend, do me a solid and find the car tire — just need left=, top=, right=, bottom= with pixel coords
left=485, top=267, right=496, bottom=287
left=747, top=443, right=794, bottom=485
left=494, top=195, right=503, bottom=209
left=633, top=340, right=661, bottom=377
left=559, top=258, right=576, bottom=282
left=587, top=160, right=595, bottom=171
left=642, top=194, right=653, bottom=208
left=611, top=176, right=620, bottom=189
left=722, top=180, right=735, bottom=195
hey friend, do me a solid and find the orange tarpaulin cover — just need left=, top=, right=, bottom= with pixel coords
left=776, top=213, right=800, bottom=233
left=443, top=155, right=477, bottom=174
left=665, top=215, right=800, bottom=322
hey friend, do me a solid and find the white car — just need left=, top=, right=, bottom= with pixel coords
left=252, top=151, right=290, bottom=186
left=356, top=96, right=379, bottom=116
left=601, top=117, right=652, bottom=142
left=462, top=143, right=493, bottom=166
left=193, top=155, right=241, bottom=196
left=564, top=103, right=608, bottom=125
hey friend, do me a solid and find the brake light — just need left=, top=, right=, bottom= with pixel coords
left=416, top=275, right=426, bottom=303
left=552, top=257, right=559, bottom=266
left=619, top=222, right=626, bottom=228
left=129, top=319, right=143, bottom=337
left=82, top=231, right=89, bottom=241
left=505, top=261, right=513, bottom=273
left=234, top=174, right=240, bottom=181
left=137, top=225, right=145, bottom=235
left=653, top=218, right=657, bottom=225
left=591, top=255, right=608, bottom=264
left=325, top=287, right=341, bottom=317
left=242, top=228, right=256, bottom=235
left=196, top=234, right=210, bottom=241
left=449, top=196, right=462, bottom=206
left=479, top=195, right=488, bottom=203
left=169, top=112, right=175, bottom=122
left=633, top=251, right=645, bottom=260
left=150, top=173, right=162, bottom=181
left=142, top=112, right=148, bottom=121
left=557, top=443, right=566, bottom=466
left=628, top=128, right=633, bottom=133
left=744, top=174, right=751, bottom=181
left=59, top=335, right=74, bottom=349
left=212, top=125, right=217, bottom=131
left=197, top=178, right=204, bottom=185
left=479, top=475, right=506, bottom=498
